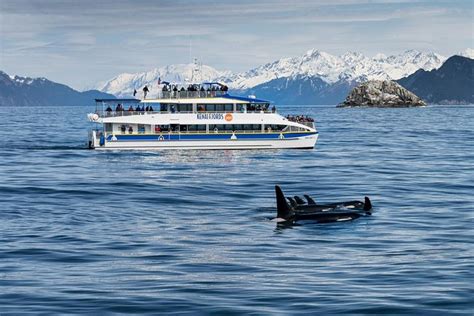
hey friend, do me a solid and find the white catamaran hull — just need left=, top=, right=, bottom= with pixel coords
left=89, top=132, right=318, bottom=150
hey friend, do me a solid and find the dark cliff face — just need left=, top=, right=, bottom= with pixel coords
left=397, top=56, right=474, bottom=104
left=0, top=71, right=115, bottom=106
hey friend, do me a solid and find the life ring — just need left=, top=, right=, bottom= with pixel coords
left=87, top=113, right=99, bottom=122
left=158, top=135, right=165, bottom=141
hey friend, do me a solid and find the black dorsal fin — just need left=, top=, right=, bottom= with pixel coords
left=275, top=186, right=292, bottom=219
left=304, top=194, right=316, bottom=205
left=287, top=197, right=298, bottom=208
left=294, top=196, right=306, bottom=205
left=364, top=197, right=372, bottom=211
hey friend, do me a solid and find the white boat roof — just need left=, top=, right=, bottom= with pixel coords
left=141, top=97, right=250, bottom=104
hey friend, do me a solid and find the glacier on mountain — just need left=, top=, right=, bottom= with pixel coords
left=95, top=49, right=471, bottom=98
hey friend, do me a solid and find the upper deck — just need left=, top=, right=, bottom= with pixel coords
left=91, top=83, right=315, bottom=130
left=94, top=83, right=273, bottom=117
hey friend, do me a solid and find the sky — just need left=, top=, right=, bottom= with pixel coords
left=0, top=0, right=473, bottom=90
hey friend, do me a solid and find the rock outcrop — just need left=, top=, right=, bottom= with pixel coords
left=337, top=80, right=426, bottom=107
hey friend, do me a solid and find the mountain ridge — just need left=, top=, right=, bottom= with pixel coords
left=396, top=55, right=474, bottom=104
left=0, top=71, right=115, bottom=107
left=95, top=48, right=467, bottom=98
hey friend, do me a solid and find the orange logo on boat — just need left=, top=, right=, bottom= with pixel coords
left=225, top=113, right=233, bottom=121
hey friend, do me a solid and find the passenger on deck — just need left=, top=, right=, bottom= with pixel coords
left=214, top=127, right=218, bottom=133
left=128, top=105, right=134, bottom=112
left=115, top=104, right=123, bottom=112
left=121, top=125, right=126, bottom=133
left=143, top=86, right=149, bottom=99
left=106, top=106, right=112, bottom=113
left=171, top=105, right=176, bottom=113
left=135, top=105, right=141, bottom=111
left=271, top=105, right=276, bottom=113
left=145, top=105, right=150, bottom=112
left=128, top=126, right=133, bottom=134
left=198, top=105, right=204, bottom=112
left=133, top=89, right=137, bottom=97
left=149, top=105, right=154, bottom=112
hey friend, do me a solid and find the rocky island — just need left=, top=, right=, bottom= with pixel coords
left=337, top=80, right=426, bottom=107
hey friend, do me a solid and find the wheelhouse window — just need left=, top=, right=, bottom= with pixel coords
left=203, top=104, right=233, bottom=112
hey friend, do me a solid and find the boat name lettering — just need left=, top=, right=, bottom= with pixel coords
left=197, top=113, right=224, bottom=120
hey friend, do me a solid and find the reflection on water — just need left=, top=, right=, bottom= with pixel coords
left=0, top=105, right=473, bottom=314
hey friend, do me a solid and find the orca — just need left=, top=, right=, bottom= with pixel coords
left=275, top=185, right=372, bottom=224
left=286, top=197, right=298, bottom=208
left=304, top=194, right=316, bottom=205
left=294, top=196, right=306, bottom=205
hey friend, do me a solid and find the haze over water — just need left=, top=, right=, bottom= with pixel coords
left=0, top=105, right=473, bottom=314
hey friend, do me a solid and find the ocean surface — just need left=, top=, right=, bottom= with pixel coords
left=0, top=105, right=473, bottom=315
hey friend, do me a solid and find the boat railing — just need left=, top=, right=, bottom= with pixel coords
left=156, top=90, right=228, bottom=99
left=98, top=110, right=274, bottom=117
left=105, top=129, right=294, bottom=136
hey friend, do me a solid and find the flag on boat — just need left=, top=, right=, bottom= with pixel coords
left=158, top=77, right=161, bottom=85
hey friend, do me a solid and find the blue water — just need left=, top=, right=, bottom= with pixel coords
left=0, top=105, right=473, bottom=314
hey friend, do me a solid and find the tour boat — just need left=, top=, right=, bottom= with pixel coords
left=87, top=83, right=318, bottom=150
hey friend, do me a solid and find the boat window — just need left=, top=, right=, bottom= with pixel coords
left=160, top=104, right=168, bottom=112
left=177, top=104, right=192, bottom=112
left=156, top=125, right=170, bottom=132
left=202, top=104, right=232, bottom=112
left=138, top=124, right=146, bottom=134
left=266, top=125, right=286, bottom=132
left=204, top=104, right=217, bottom=112
left=186, top=125, right=207, bottom=132
left=105, top=123, right=113, bottom=133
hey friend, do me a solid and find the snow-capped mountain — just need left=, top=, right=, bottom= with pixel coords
left=459, top=48, right=474, bottom=59
left=96, top=49, right=447, bottom=96
left=222, top=49, right=446, bottom=90
left=95, top=48, right=471, bottom=101
left=97, top=64, right=231, bottom=98
left=0, top=71, right=114, bottom=107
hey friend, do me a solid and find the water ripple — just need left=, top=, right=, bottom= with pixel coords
left=0, top=105, right=473, bottom=314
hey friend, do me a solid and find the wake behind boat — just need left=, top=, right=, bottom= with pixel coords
left=87, top=82, right=318, bottom=150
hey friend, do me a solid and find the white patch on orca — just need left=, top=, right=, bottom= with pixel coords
left=322, top=208, right=331, bottom=212
left=336, top=217, right=352, bottom=222
left=346, top=205, right=355, bottom=209
left=272, top=217, right=287, bottom=223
